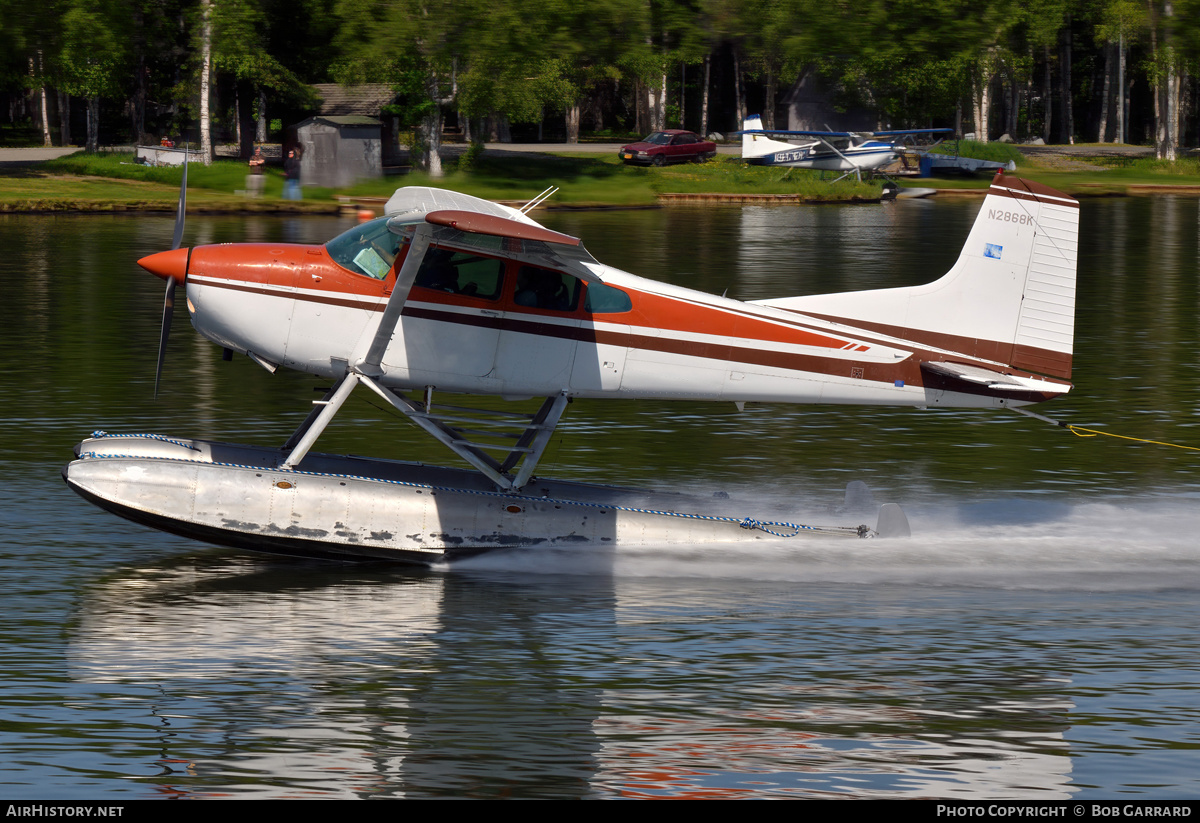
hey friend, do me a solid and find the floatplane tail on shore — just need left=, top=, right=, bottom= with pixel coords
left=741, top=114, right=773, bottom=160
left=739, top=114, right=815, bottom=164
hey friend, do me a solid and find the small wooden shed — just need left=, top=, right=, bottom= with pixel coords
left=294, top=115, right=383, bottom=189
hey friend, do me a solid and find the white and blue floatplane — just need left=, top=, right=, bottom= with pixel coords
left=739, top=114, right=955, bottom=182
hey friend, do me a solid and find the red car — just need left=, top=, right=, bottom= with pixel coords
left=619, top=130, right=717, bottom=166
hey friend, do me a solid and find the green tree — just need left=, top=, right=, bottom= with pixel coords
left=3, top=0, right=68, bottom=145
left=335, top=0, right=474, bottom=175
left=1093, top=0, right=1145, bottom=143
left=211, top=0, right=318, bottom=156
left=59, top=0, right=131, bottom=151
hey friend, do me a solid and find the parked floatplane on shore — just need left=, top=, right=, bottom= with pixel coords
left=739, top=114, right=954, bottom=182
left=64, top=171, right=1079, bottom=564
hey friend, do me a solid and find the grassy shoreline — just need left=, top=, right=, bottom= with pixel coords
left=2, top=148, right=1200, bottom=213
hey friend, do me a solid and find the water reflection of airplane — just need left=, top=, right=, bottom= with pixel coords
left=739, top=114, right=953, bottom=182
left=68, top=558, right=609, bottom=798
left=68, top=559, right=1076, bottom=799
left=64, top=171, right=1078, bottom=564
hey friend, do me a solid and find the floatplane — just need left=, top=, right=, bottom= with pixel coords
left=63, top=170, right=1078, bottom=564
left=740, top=114, right=954, bottom=182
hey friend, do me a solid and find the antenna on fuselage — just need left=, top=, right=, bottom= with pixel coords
left=521, top=186, right=559, bottom=214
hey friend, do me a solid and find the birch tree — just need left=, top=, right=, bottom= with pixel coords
left=210, top=0, right=316, bottom=158
left=1094, top=0, right=1143, bottom=143
left=1146, top=0, right=1184, bottom=159
left=4, top=0, right=66, bottom=146
left=198, top=0, right=213, bottom=163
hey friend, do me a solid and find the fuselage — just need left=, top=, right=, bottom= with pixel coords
left=176, top=215, right=1066, bottom=409
left=741, top=132, right=899, bottom=172
left=748, top=141, right=897, bottom=172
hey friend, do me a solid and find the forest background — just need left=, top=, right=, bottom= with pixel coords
left=1, top=0, right=1198, bottom=176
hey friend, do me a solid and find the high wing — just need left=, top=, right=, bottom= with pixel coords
left=356, top=189, right=603, bottom=378
left=736, top=127, right=953, bottom=140
left=735, top=115, right=953, bottom=141
left=870, top=128, right=955, bottom=139
left=738, top=128, right=856, bottom=138
left=383, top=186, right=603, bottom=285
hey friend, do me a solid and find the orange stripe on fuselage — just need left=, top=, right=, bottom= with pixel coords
left=191, top=242, right=864, bottom=358
left=622, top=290, right=854, bottom=351
left=191, top=244, right=854, bottom=354
left=188, top=244, right=390, bottom=298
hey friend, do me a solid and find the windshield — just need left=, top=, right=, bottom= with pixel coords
left=644, top=132, right=672, bottom=145
left=325, top=216, right=401, bottom=279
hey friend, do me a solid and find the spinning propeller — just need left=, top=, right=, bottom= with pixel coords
left=138, top=155, right=190, bottom=396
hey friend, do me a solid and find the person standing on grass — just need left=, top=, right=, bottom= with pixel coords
left=283, top=148, right=301, bottom=200
left=247, top=146, right=266, bottom=198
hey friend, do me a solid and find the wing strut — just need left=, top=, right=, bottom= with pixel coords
left=277, top=208, right=582, bottom=486
left=357, top=223, right=431, bottom=378
left=814, top=136, right=865, bottom=183
left=279, top=372, right=362, bottom=470
left=279, top=223, right=435, bottom=469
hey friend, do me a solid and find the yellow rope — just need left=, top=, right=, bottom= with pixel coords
left=1067, top=425, right=1200, bottom=452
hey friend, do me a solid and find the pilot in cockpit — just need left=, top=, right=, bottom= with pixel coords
left=415, top=248, right=460, bottom=293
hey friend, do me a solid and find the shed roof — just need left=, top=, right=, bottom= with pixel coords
left=312, top=83, right=397, bottom=116
left=297, top=115, right=382, bottom=129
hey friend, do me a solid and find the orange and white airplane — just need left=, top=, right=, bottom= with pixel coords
left=63, top=174, right=1078, bottom=563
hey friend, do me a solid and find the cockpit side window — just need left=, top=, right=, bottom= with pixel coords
left=512, top=265, right=580, bottom=312
left=325, top=217, right=400, bottom=279
left=414, top=247, right=505, bottom=299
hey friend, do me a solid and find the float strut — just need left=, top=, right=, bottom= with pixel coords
left=279, top=373, right=361, bottom=470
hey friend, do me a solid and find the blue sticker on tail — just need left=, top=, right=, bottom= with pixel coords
left=984, top=243, right=1003, bottom=260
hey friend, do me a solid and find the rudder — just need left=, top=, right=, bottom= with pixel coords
left=741, top=114, right=791, bottom=162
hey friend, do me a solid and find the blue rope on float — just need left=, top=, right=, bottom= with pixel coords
left=90, top=431, right=199, bottom=450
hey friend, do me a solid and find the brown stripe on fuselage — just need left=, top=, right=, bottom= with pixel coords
left=192, top=276, right=387, bottom=312
left=197, top=275, right=1070, bottom=398
left=402, top=305, right=1069, bottom=400
left=1011, top=344, right=1073, bottom=378
left=788, top=311, right=1072, bottom=380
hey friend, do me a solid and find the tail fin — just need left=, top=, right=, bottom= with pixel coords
left=757, top=174, right=1079, bottom=380
left=741, top=114, right=793, bottom=162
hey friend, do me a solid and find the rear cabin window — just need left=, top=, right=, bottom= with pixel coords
left=414, top=248, right=505, bottom=300
left=325, top=217, right=400, bottom=279
left=583, top=283, right=632, bottom=314
left=512, top=265, right=580, bottom=312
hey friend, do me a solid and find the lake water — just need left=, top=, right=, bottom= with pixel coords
left=2, top=195, right=1200, bottom=799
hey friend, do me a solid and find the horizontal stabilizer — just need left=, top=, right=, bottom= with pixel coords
left=920, top=361, right=1070, bottom=394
